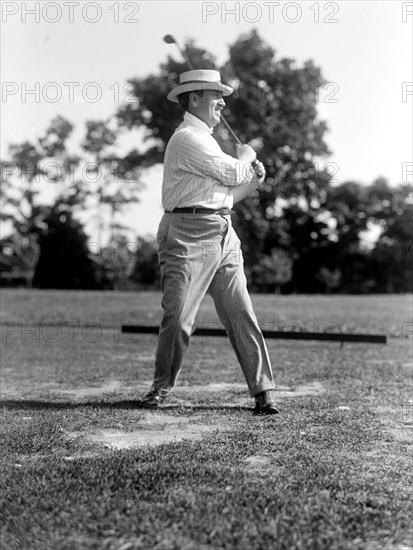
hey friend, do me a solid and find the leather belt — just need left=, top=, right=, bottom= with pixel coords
left=165, top=207, right=234, bottom=215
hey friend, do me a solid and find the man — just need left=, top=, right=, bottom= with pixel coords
left=140, top=69, right=278, bottom=415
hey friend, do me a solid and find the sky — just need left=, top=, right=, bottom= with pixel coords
left=1, top=0, right=412, bottom=241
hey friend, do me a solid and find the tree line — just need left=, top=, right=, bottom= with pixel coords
left=1, top=31, right=411, bottom=293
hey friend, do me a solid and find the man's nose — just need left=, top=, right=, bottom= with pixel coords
left=218, top=98, right=225, bottom=107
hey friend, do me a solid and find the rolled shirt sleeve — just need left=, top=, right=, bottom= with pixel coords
left=179, top=131, right=255, bottom=187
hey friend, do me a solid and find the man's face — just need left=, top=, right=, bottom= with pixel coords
left=191, top=90, right=225, bottom=128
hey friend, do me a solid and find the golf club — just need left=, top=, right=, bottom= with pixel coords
left=163, top=34, right=264, bottom=177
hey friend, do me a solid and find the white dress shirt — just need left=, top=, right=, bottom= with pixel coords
left=162, top=111, right=254, bottom=210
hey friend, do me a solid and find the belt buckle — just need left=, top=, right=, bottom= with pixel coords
left=218, top=208, right=231, bottom=216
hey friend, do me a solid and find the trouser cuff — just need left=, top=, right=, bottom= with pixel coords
left=249, top=382, right=276, bottom=398
left=151, top=383, right=173, bottom=397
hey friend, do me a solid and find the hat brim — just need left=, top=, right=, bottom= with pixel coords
left=167, top=82, right=233, bottom=103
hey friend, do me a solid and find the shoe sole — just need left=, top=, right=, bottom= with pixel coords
left=253, top=407, right=279, bottom=415
left=139, top=401, right=161, bottom=408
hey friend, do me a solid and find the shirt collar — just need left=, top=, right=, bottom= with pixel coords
left=183, top=111, right=213, bottom=135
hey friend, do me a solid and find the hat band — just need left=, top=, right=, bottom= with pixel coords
left=179, top=79, right=222, bottom=86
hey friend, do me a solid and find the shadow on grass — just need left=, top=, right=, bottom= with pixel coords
left=0, top=400, right=253, bottom=412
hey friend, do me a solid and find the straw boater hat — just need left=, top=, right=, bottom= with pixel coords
left=167, top=69, right=233, bottom=103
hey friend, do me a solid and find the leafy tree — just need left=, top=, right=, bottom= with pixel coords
left=1, top=116, right=82, bottom=238
left=3, top=32, right=408, bottom=293
left=0, top=233, right=39, bottom=287
left=323, top=180, right=372, bottom=292
left=249, top=248, right=293, bottom=293
left=32, top=201, right=98, bottom=289
left=0, top=116, right=85, bottom=286
left=130, top=237, right=160, bottom=289
left=1, top=115, right=144, bottom=286
left=90, top=235, right=137, bottom=290
left=322, top=178, right=412, bottom=293
left=81, top=119, right=143, bottom=243
left=367, top=181, right=412, bottom=292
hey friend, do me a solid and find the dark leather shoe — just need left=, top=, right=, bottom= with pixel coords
left=139, top=387, right=170, bottom=408
left=254, top=390, right=279, bottom=415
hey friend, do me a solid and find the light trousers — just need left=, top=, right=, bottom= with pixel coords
left=153, top=212, right=275, bottom=397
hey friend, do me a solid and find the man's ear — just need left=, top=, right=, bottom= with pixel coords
left=189, top=92, right=199, bottom=108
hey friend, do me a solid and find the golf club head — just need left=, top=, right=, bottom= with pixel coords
left=163, top=34, right=176, bottom=44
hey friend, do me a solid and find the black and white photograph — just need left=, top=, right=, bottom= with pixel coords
left=1, top=1, right=412, bottom=549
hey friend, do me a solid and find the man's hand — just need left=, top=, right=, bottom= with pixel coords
left=236, top=145, right=265, bottom=184
left=232, top=161, right=266, bottom=204
left=252, top=161, right=266, bottom=185
left=236, top=144, right=257, bottom=164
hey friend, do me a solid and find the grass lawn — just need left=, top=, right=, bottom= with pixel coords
left=1, top=290, right=412, bottom=550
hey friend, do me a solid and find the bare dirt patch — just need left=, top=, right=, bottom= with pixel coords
left=84, top=425, right=218, bottom=449
left=61, top=382, right=326, bottom=452
left=243, top=455, right=282, bottom=481
left=373, top=404, right=413, bottom=445
left=2, top=380, right=327, bottom=453
left=67, top=410, right=224, bottom=450
left=244, top=455, right=273, bottom=469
